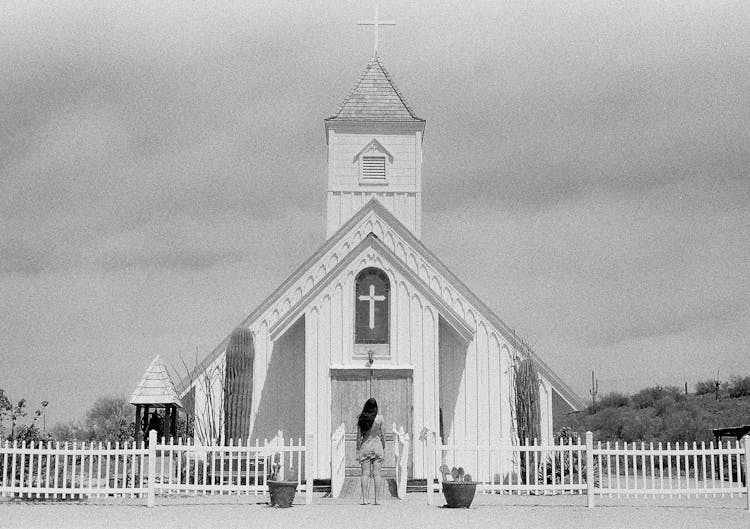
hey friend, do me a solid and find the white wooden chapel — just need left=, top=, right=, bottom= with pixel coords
left=178, top=9, right=583, bottom=481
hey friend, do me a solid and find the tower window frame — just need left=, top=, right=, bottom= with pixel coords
left=353, top=267, right=391, bottom=358
left=355, top=139, right=393, bottom=186
left=360, top=154, right=387, bottom=181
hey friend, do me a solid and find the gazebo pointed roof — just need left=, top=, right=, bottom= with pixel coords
left=130, top=354, right=182, bottom=407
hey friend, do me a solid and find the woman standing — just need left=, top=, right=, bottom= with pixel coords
left=356, top=397, right=385, bottom=505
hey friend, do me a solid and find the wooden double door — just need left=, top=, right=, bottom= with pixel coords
left=331, top=370, right=413, bottom=477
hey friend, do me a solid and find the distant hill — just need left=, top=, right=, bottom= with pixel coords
left=559, top=388, right=750, bottom=444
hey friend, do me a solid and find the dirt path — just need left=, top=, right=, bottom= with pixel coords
left=1, top=493, right=748, bottom=529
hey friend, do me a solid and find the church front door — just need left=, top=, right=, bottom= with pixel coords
left=330, top=370, right=413, bottom=478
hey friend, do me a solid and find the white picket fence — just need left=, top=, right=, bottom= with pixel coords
left=423, top=430, right=750, bottom=509
left=392, top=423, right=410, bottom=499
left=594, top=439, right=747, bottom=499
left=0, top=430, right=315, bottom=507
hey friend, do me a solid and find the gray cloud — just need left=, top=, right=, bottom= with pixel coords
left=1, top=1, right=749, bottom=423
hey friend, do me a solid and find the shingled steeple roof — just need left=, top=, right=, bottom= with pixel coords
left=326, top=55, right=424, bottom=123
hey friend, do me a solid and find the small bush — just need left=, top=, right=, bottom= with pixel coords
left=694, top=379, right=717, bottom=395
left=598, top=392, right=630, bottom=409
left=728, top=376, right=750, bottom=398
left=631, top=386, right=683, bottom=409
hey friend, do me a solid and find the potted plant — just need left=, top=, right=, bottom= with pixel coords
left=267, top=453, right=298, bottom=508
left=439, top=465, right=477, bottom=508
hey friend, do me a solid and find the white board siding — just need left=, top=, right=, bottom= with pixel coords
left=438, top=320, right=465, bottom=443
left=326, top=129, right=422, bottom=238
left=295, top=248, right=445, bottom=478
left=477, top=322, right=490, bottom=444
left=251, top=319, right=305, bottom=443
left=464, top=311, right=478, bottom=442
left=328, top=192, right=419, bottom=238
left=318, top=296, right=332, bottom=472
left=500, top=345, right=514, bottom=441
left=488, top=334, right=502, bottom=441
left=190, top=204, right=559, bottom=478
left=305, top=307, right=320, bottom=471
left=422, top=305, right=439, bottom=477
left=539, top=377, right=553, bottom=446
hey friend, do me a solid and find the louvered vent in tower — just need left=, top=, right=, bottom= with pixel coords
left=362, top=155, right=386, bottom=180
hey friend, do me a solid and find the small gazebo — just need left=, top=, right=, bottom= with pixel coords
left=130, top=355, right=182, bottom=443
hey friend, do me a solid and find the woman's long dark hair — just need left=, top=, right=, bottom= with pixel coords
left=358, top=397, right=378, bottom=433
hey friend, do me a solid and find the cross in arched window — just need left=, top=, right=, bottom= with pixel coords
left=358, top=284, right=386, bottom=329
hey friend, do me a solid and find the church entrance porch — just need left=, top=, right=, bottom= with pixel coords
left=330, top=369, right=413, bottom=478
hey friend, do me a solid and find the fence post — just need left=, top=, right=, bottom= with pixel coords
left=422, top=428, right=436, bottom=506
left=586, top=431, right=594, bottom=509
left=147, top=429, right=157, bottom=507
left=743, top=435, right=750, bottom=511
left=305, top=432, right=315, bottom=505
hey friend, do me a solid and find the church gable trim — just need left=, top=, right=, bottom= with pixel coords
left=268, top=233, right=473, bottom=344
left=355, top=139, right=392, bottom=184
left=353, top=139, right=394, bottom=164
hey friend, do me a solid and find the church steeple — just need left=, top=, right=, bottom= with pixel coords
left=326, top=55, right=424, bottom=123
left=324, top=55, right=426, bottom=239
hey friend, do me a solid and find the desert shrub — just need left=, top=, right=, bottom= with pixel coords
left=52, top=396, right=134, bottom=443
left=598, top=392, right=630, bottom=409
left=660, top=407, right=711, bottom=444
left=1, top=391, right=49, bottom=442
left=536, top=427, right=599, bottom=486
left=631, top=386, right=683, bottom=409
left=728, top=376, right=750, bottom=398
left=618, top=408, right=658, bottom=443
left=11, top=423, right=52, bottom=445
left=694, top=379, right=717, bottom=396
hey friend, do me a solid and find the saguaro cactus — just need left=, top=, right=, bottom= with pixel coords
left=224, top=327, right=255, bottom=441
left=514, top=356, right=540, bottom=445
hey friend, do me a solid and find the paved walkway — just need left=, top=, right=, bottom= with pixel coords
left=1, top=492, right=748, bottom=528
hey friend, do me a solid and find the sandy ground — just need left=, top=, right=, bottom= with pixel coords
left=1, top=492, right=748, bottom=529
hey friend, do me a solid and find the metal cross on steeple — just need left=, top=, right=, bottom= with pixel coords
left=357, top=4, right=395, bottom=57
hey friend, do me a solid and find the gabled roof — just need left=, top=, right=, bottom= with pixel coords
left=353, top=139, right=394, bottom=163
left=268, top=233, right=474, bottom=344
left=176, top=199, right=584, bottom=410
left=130, top=355, right=182, bottom=407
left=326, top=55, right=424, bottom=123
left=370, top=202, right=586, bottom=411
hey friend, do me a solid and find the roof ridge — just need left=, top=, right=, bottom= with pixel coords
left=331, top=57, right=375, bottom=118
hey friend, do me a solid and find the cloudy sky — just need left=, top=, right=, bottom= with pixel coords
left=1, top=1, right=748, bottom=426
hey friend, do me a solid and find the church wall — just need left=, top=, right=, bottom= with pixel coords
left=328, top=191, right=419, bottom=238
left=250, top=318, right=305, bottom=444
left=328, top=132, right=417, bottom=188
left=190, top=207, right=558, bottom=478
left=326, top=129, right=422, bottom=237
left=538, top=376, right=553, bottom=446
left=438, top=319, right=467, bottom=443
left=296, top=247, right=439, bottom=479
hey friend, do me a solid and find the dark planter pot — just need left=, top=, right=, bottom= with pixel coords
left=268, top=480, right=298, bottom=508
left=441, top=481, right=477, bottom=508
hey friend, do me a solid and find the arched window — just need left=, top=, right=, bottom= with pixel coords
left=355, top=268, right=390, bottom=344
